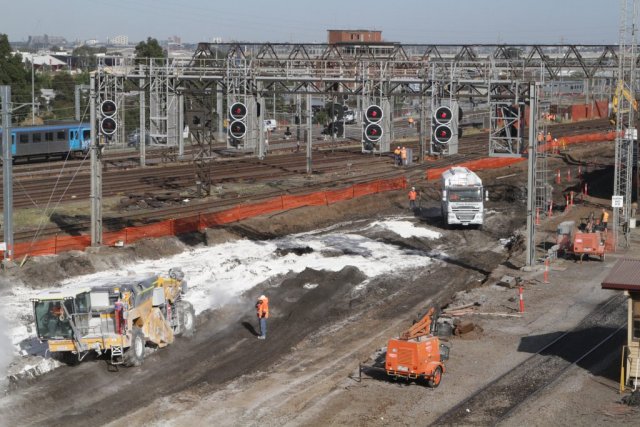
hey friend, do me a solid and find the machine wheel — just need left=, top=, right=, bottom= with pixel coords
left=177, top=301, right=195, bottom=338
left=124, top=327, right=145, bottom=367
left=428, top=366, right=443, bottom=388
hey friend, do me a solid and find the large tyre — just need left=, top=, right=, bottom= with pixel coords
left=124, top=327, right=145, bottom=367
left=177, top=301, right=195, bottom=338
left=427, top=366, right=443, bottom=388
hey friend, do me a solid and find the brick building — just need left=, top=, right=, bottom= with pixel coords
left=327, top=30, right=382, bottom=44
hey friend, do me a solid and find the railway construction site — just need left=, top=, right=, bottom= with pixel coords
left=1, top=116, right=640, bottom=426
left=3, top=30, right=640, bottom=426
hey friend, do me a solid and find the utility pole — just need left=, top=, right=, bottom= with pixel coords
left=525, top=83, right=538, bottom=267
left=1, top=86, right=13, bottom=261
left=31, top=60, right=35, bottom=124
left=75, top=85, right=89, bottom=122
left=139, top=78, right=146, bottom=167
left=90, top=75, right=102, bottom=246
left=306, top=93, right=312, bottom=173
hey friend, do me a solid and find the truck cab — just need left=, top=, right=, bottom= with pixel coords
left=441, top=167, right=487, bottom=227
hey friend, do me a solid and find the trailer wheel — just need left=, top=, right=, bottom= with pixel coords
left=177, top=301, right=195, bottom=338
left=428, top=366, right=442, bottom=388
left=124, top=327, right=145, bottom=367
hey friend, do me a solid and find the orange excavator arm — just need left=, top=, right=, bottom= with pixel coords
left=400, top=307, right=435, bottom=340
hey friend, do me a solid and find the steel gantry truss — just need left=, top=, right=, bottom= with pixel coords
left=92, top=41, right=627, bottom=195
left=613, top=0, right=638, bottom=248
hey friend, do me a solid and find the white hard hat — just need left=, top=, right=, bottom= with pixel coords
left=259, top=295, right=266, bottom=299
left=412, top=187, right=415, bottom=190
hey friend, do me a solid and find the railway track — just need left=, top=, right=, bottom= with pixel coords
left=3, top=119, right=612, bottom=244
left=432, top=293, right=626, bottom=426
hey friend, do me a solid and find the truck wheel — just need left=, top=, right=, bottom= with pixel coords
left=124, top=327, right=145, bottom=367
left=427, top=366, right=443, bottom=388
left=177, top=301, right=195, bottom=337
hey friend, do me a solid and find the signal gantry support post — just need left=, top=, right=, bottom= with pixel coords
left=90, top=75, right=103, bottom=247
left=306, top=93, right=312, bottom=174
left=139, top=79, right=146, bottom=167
left=1, top=86, right=13, bottom=261
left=525, top=83, right=538, bottom=267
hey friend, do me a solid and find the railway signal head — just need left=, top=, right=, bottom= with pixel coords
left=433, top=124, right=452, bottom=144
left=99, top=99, right=118, bottom=137
left=434, top=106, right=453, bottom=124
left=100, top=117, right=117, bottom=136
left=364, top=123, right=383, bottom=143
left=365, top=105, right=383, bottom=123
left=100, top=100, right=117, bottom=117
left=229, top=120, right=247, bottom=139
left=229, top=102, right=247, bottom=121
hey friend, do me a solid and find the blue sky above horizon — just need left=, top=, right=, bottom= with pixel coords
left=2, top=0, right=621, bottom=45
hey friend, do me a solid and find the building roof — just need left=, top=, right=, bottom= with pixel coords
left=601, top=258, right=640, bottom=291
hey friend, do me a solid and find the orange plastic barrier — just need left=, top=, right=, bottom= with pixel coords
left=426, top=157, right=525, bottom=180
left=282, top=193, right=327, bottom=210
left=4, top=176, right=416, bottom=259
left=325, top=187, right=354, bottom=204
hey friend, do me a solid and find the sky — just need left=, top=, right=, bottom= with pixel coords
left=1, top=0, right=620, bottom=45
left=0, top=216, right=445, bottom=382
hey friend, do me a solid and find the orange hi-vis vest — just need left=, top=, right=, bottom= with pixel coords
left=256, top=296, right=269, bottom=318
left=602, top=211, right=609, bottom=223
left=408, top=190, right=417, bottom=201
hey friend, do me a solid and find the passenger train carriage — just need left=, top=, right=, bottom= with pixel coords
left=0, top=123, right=91, bottom=161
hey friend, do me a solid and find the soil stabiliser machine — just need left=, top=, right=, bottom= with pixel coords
left=360, top=308, right=449, bottom=387
left=31, top=268, right=195, bottom=366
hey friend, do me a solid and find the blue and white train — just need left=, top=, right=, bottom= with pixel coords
left=0, top=123, right=91, bottom=162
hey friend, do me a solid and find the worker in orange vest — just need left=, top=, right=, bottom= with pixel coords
left=255, top=295, right=269, bottom=339
left=401, top=146, right=408, bottom=166
left=408, top=186, right=418, bottom=210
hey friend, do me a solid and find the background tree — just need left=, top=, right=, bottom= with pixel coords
left=135, top=37, right=165, bottom=61
left=72, top=45, right=107, bottom=71
left=0, top=33, right=31, bottom=122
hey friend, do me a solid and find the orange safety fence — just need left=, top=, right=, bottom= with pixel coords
left=426, top=157, right=525, bottom=180
left=282, top=192, right=327, bottom=210
left=325, top=187, right=355, bottom=204
left=537, top=131, right=616, bottom=154
left=6, top=176, right=408, bottom=259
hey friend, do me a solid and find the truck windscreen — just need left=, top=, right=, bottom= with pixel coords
left=448, top=188, right=482, bottom=202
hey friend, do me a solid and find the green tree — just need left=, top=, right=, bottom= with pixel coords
left=0, top=33, right=32, bottom=123
left=72, top=45, right=107, bottom=70
left=135, top=37, right=165, bottom=61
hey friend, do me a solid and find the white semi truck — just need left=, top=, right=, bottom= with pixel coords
left=440, top=167, right=487, bottom=227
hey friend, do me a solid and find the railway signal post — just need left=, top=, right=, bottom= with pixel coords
left=90, top=75, right=103, bottom=247
left=1, top=86, right=13, bottom=261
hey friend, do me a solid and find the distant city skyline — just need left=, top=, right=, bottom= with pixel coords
left=2, top=0, right=621, bottom=45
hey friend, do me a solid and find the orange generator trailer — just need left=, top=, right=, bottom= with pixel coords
left=361, top=307, right=449, bottom=388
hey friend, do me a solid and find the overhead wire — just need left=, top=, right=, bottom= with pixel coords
left=18, top=100, right=92, bottom=249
